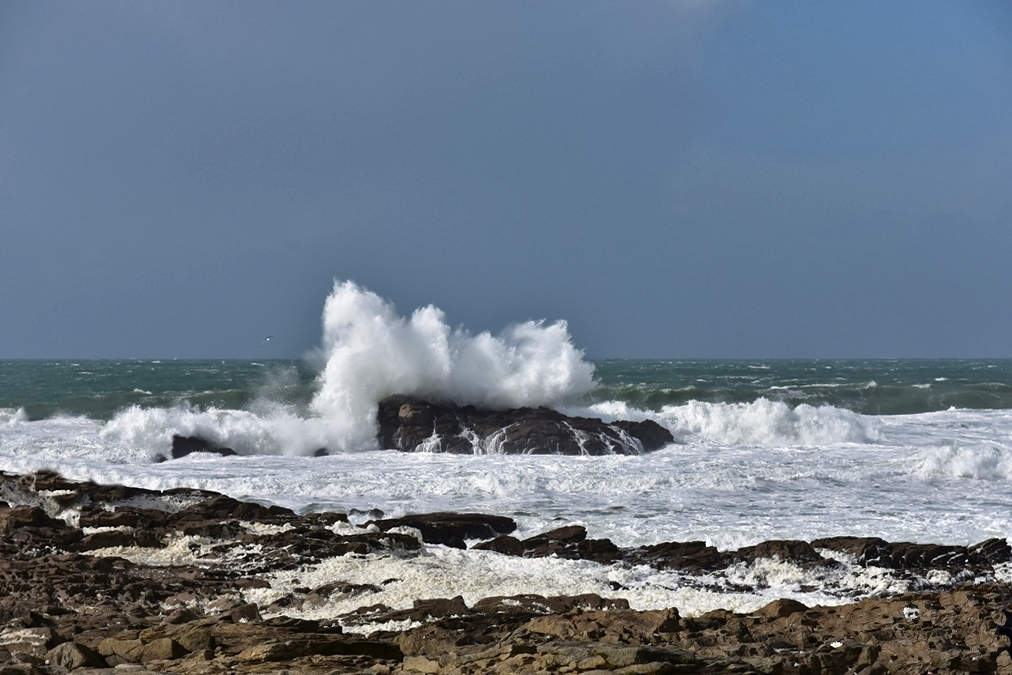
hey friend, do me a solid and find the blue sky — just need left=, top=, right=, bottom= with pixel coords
left=2, top=1, right=1010, bottom=358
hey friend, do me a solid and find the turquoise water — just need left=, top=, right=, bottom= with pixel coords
left=3, top=358, right=1011, bottom=422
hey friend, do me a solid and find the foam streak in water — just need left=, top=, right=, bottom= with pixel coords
left=309, top=281, right=596, bottom=451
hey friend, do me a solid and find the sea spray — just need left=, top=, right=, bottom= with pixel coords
left=308, top=280, right=597, bottom=451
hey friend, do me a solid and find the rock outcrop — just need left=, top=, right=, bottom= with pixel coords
left=2, top=470, right=1012, bottom=675
left=376, top=395, right=674, bottom=455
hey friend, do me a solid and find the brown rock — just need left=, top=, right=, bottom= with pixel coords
left=230, top=603, right=262, bottom=623
left=139, top=637, right=189, bottom=663
left=96, top=637, right=144, bottom=662
left=402, top=654, right=441, bottom=673
left=0, top=628, right=57, bottom=657
left=754, top=598, right=809, bottom=618
left=471, top=535, right=525, bottom=556
left=45, top=641, right=106, bottom=670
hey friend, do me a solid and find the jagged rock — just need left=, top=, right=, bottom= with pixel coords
left=377, top=395, right=674, bottom=455
left=625, top=540, right=723, bottom=572
left=970, top=537, right=1012, bottom=565
left=230, top=604, right=262, bottom=624
left=473, top=525, right=620, bottom=562
left=371, top=512, right=517, bottom=548
left=4, top=470, right=1012, bottom=675
left=96, top=636, right=144, bottom=662
left=811, top=536, right=984, bottom=570
left=0, top=628, right=58, bottom=657
left=45, top=642, right=106, bottom=670
left=471, top=593, right=630, bottom=616
left=733, top=539, right=827, bottom=565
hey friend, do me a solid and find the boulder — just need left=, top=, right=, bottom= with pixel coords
left=46, top=642, right=106, bottom=670
left=377, top=395, right=674, bottom=455
left=170, top=435, right=236, bottom=458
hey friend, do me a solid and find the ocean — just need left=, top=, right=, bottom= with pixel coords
left=3, top=282, right=1012, bottom=617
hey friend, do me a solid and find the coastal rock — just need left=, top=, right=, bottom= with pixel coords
left=170, top=435, right=237, bottom=459
left=4, top=471, right=1012, bottom=675
left=624, top=540, right=723, bottom=572
left=811, top=536, right=1012, bottom=570
left=45, top=641, right=105, bottom=670
left=473, top=525, right=621, bottom=563
left=370, top=512, right=517, bottom=549
left=377, top=395, right=674, bottom=455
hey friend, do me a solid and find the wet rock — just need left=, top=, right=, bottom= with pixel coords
left=471, top=535, right=525, bottom=556
left=377, top=395, right=674, bottom=455
left=170, top=435, right=236, bottom=458
left=970, top=537, right=1012, bottom=565
left=367, top=597, right=471, bottom=624
left=371, top=512, right=516, bottom=549
left=470, top=593, right=630, bottom=617
left=5, top=470, right=1012, bottom=675
left=625, top=540, right=723, bottom=572
left=471, top=525, right=620, bottom=562
left=167, top=493, right=295, bottom=524
left=229, top=604, right=262, bottom=624
left=733, top=539, right=827, bottom=565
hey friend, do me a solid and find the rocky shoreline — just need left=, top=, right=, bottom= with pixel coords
left=2, top=470, right=1012, bottom=674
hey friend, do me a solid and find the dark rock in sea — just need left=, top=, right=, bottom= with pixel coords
left=625, top=540, right=724, bottom=572
left=371, top=512, right=517, bottom=549
left=348, top=507, right=385, bottom=522
left=811, top=536, right=996, bottom=570
left=377, top=395, right=674, bottom=455
left=731, top=539, right=827, bottom=566
left=474, top=525, right=621, bottom=563
left=171, top=434, right=237, bottom=459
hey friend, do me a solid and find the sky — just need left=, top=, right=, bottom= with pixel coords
left=2, top=1, right=1011, bottom=359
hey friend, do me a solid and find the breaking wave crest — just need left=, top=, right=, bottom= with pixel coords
left=917, top=444, right=1012, bottom=481
left=584, top=398, right=875, bottom=446
left=101, top=281, right=596, bottom=456
left=661, top=399, right=876, bottom=445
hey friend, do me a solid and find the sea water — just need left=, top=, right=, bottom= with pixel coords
left=3, top=281, right=1012, bottom=617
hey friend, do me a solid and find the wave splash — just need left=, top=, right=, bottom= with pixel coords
left=308, top=281, right=597, bottom=452
left=583, top=398, right=876, bottom=446
left=100, top=282, right=595, bottom=456
left=98, top=282, right=882, bottom=456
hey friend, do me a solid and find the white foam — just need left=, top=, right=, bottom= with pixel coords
left=101, top=405, right=283, bottom=457
left=578, top=398, right=875, bottom=447
left=87, top=535, right=218, bottom=567
left=242, top=546, right=889, bottom=630
left=308, top=281, right=596, bottom=452
left=659, top=399, right=875, bottom=446
left=917, top=443, right=1012, bottom=480
left=0, top=408, right=27, bottom=425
